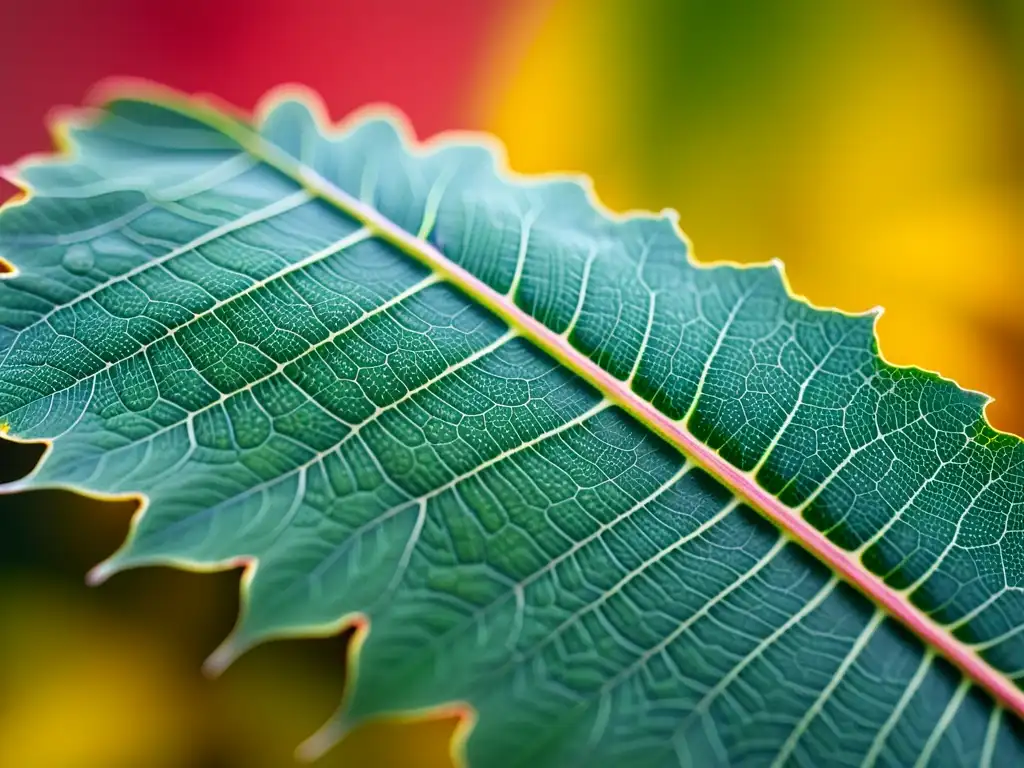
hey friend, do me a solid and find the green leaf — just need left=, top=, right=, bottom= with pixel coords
left=2, top=85, right=1024, bottom=767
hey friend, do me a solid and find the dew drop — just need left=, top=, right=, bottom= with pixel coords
left=62, top=244, right=94, bottom=275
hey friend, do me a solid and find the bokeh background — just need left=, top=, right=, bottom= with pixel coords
left=1, top=1, right=1022, bottom=765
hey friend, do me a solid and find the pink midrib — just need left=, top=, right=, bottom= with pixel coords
left=184, top=95, right=1024, bottom=722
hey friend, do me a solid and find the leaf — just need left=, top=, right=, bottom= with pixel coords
left=2, top=84, right=1024, bottom=767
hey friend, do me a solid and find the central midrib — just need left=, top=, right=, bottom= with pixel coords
left=153, top=92, right=1024, bottom=723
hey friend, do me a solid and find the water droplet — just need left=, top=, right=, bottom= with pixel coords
left=62, top=244, right=94, bottom=275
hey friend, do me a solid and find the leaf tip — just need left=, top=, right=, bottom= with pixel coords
left=295, top=717, right=350, bottom=763
left=0, top=480, right=27, bottom=496
left=203, top=637, right=242, bottom=678
left=85, top=560, right=116, bottom=586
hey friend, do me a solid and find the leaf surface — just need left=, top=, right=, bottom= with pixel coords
left=2, top=86, right=1024, bottom=767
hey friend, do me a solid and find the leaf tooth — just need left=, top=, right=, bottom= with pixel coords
left=84, top=559, right=117, bottom=587
left=84, top=541, right=166, bottom=586
left=0, top=164, right=19, bottom=187
left=202, top=557, right=263, bottom=676
left=295, top=716, right=352, bottom=764
left=202, top=636, right=242, bottom=679
left=83, top=532, right=143, bottom=586
left=295, top=615, right=373, bottom=761
left=0, top=477, right=31, bottom=495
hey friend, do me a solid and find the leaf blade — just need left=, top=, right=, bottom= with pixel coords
left=2, top=86, right=1023, bottom=766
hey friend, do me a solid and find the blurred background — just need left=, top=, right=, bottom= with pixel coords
left=1, top=1, right=1022, bottom=765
